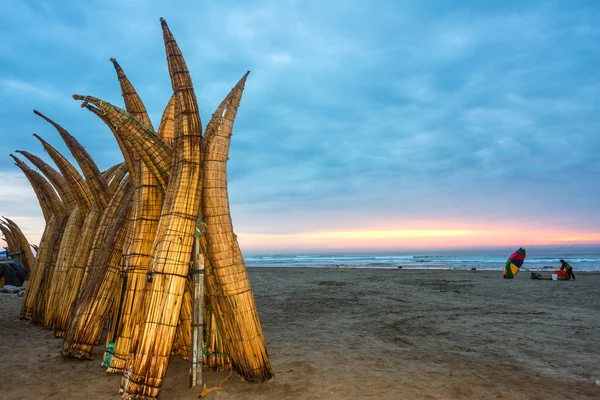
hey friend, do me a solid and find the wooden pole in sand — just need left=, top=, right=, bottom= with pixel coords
left=190, top=230, right=205, bottom=388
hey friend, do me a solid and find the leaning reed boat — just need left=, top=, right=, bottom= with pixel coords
left=7, top=16, right=273, bottom=399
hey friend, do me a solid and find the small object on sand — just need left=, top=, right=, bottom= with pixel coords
left=0, top=285, right=21, bottom=294
left=397, top=266, right=402, bottom=269
left=471, top=267, right=476, bottom=271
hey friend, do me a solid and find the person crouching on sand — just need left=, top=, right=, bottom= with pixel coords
left=559, top=259, right=576, bottom=280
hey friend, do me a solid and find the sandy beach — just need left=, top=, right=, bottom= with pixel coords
left=1, top=268, right=599, bottom=399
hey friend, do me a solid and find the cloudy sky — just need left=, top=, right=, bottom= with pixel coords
left=0, top=0, right=599, bottom=252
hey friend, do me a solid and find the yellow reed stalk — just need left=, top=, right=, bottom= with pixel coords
left=73, top=95, right=172, bottom=191
left=35, top=113, right=112, bottom=337
left=16, top=150, right=77, bottom=211
left=102, top=163, right=122, bottom=180
left=157, top=94, right=175, bottom=147
left=106, top=58, right=166, bottom=373
left=33, top=135, right=91, bottom=329
left=0, top=224, right=18, bottom=262
left=33, top=134, right=93, bottom=211
left=54, top=205, right=102, bottom=337
left=10, top=154, right=65, bottom=321
left=121, top=18, right=203, bottom=399
left=83, top=104, right=138, bottom=182
left=34, top=110, right=109, bottom=208
left=2, top=217, right=35, bottom=277
left=63, top=178, right=133, bottom=359
left=173, top=277, right=193, bottom=360
left=201, top=71, right=273, bottom=382
left=107, top=163, right=130, bottom=194
left=10, top=155, right=67, bottom=323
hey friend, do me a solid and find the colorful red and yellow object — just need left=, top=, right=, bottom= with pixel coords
left=503, top=247, right=526, bottom=279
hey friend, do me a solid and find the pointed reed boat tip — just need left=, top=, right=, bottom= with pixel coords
left=240, top=71, right=251, bottom=83
left=9, top=154, right=20, bottom=163
left=73, top=94, right=84, bottom=100
left=110, top=58, right=121, bottom=69
left=33, top=109, right=51, bottom=121
left=81, top=101, right=89, bottom=108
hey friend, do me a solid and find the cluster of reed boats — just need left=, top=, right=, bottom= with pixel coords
left=4, top=18, right=272, bottom=399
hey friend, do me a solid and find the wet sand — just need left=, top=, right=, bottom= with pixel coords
left=1, top=268, right=599, bottom=399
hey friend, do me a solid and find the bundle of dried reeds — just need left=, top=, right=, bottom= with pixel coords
left=2, top=217, right=34, bottom=276
left=33, top=111, right=110, bottom=336
left=34, top=110, right=109, bottom=208
left=119, top=18, right=204, bottom=399
left=201, top=72, right=273, bottom=382
left=10, top=154, right=64, bottom=319
left=16, top=151, right=77, bottom=212
left=102, top=59, right=168, bottom=373
left=172, top=278, right=193, bottom=360
left=157, top=95, right=175, bottom=148
left=0, top=224, right=18, bottom=263
left=63, top=177, right=133, bottom=358
left=8, top=16, right=276, bottom=399
left=14, top=151, right=76, bottom=323
left=33, top=135, right=91, bottom=329
left=10, top=154, right=66, bottom=321
left=102, top=163, right=121, bottom=180
left=74, top=95, right=172, bottom=192
left=106, top=163, right=130, bottom=194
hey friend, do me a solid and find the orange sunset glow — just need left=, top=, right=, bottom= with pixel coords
left=237, top=227, right=600, bottom=251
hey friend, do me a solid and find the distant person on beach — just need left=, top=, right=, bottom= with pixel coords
left=559, top=259, right=575, bottom=280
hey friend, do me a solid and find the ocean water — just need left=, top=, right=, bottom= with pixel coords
left=244, top=246, right=600, bottom=272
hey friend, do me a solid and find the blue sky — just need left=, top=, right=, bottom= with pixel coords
left=1, top=0, right=599, bottom=250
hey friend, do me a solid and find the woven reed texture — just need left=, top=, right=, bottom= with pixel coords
left=203, top=294, right=232, bottom=370
left=102, top=163, right=121, bottom=180
left=54, top=206, right=102, bottom=337
left=10, top=155, right=65, bottom=320
left=107, top=163, right=130, bottom=194
left=110, top=58, right=154, bottom=129
left=157, top=94, right=175, bottom=147
left=0, top=225, right=18, bottom=261
left=33, top=135, right=93, bottom=212
left=10, top=154, right=63, bottom=220
left=63, top=178, right=133, bottom=359
left=202, top=72, right=273, bottom=382
left=8, top=17, right=276, bottom=399
left=74, top=96, right=172, bottom=192
left=84, top=104, right=138, bottom=182
left=33, top=216, right=67, bottom=324
left=31, top=136, right=94, bottom=329
left=106, top=59, right=167, bottom=373
left=80, top=174, right=128, bottom=287
left=22, top=218, right=54, bottom=316
left=19, top=218, right=52, bottom=318
left=43, top=206, right=85, bottom=329
left=2, top=217, right=35, bottom=277
left=121, top=18, right=203, bottom=399
left=172, top=277, right=192, bottom=360
left=41, top=115, right=112, bottom=336
left=16, top=151, right=77, bottom=210
left=34, top=110, right=109, bottom=208
left=187, top=235, right=232, bottom=370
